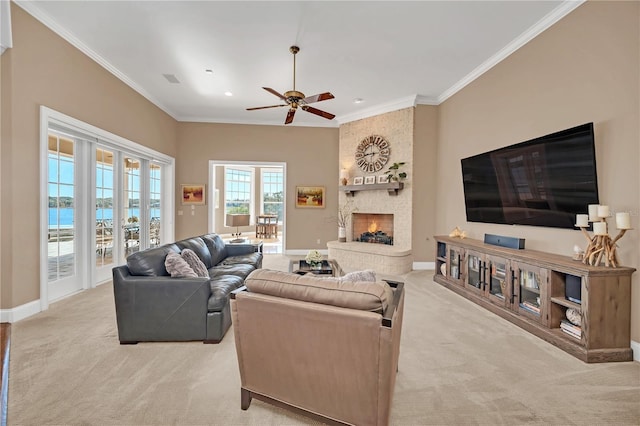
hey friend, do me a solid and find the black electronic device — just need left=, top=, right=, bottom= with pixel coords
left=461, top=123, right=599, bottom=229
left=483, top=233, right=525, bottom=249
left=565, top=274, right=582, bottom=304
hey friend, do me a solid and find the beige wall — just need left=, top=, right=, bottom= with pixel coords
left=0, top=5, right=177, bottom=308
left=413, top=105, right=438, bottom=262
left=175, top=122, right=339, bottom=249
left=435, top=1, right=640, bottom=340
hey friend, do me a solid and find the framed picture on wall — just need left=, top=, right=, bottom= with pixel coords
left=377, top=175, right=388, bottom=184
left=353, top=177, right=364, bottom=185
left=181, top=184, right=206, bottom=205
left=295, top=186, right=326, bottom=208
left=364, top=176, right=376, bottom=185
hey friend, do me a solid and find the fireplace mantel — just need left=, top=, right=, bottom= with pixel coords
left=341, top=182, right=404, bottom=197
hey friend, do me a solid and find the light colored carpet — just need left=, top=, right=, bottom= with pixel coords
left=8, top=255, right=640, bottom=425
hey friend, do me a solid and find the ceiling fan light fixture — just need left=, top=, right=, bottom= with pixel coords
left=246, top=45, right=335, bottom=124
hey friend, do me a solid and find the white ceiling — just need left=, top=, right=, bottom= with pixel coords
left=17, top=1, right=582, bottom=127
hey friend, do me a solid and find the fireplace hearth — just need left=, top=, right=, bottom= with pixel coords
left=352, top=213, right=394, bottom=246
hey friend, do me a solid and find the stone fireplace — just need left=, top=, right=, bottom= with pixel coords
left=352, top=213, right=394, bottom=245
left=331, top=107, right=415, bottom=275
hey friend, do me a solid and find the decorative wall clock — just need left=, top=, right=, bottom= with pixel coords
left=355, top=135, right=390, bottom=173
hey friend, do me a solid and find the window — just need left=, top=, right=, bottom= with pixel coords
left=149, top=163, right=161, bottom=247
left=225, top=167, right=252, bottom=215
left=96, top=148, right=114, bottom=267
left=48, top=134, right=75, bottom=281
left=261, top=169, right=283, bottom=221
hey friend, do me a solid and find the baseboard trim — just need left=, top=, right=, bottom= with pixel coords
left=631, top=340, right=640, bottom=362
left=285, top=249, right=329, bottom=256
left=0, top=300, right=41, bottom=323
left=413, top=262, right=434, bottom=270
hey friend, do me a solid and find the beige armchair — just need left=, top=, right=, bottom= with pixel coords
left=230, top=269, right=405, bottom=426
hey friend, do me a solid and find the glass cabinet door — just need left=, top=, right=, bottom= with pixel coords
left=513, top=261, right=547, bottom=323
left=465, top=250, right=485, bottom=296
left=448, top=246, right=463, bottom=284
left=487, top=255, right=509, bottom=307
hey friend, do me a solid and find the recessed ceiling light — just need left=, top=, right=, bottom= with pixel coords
left=224, top=91, right=233, bottom=97
left=353, top=98, right=364, bottom=104
left=205, top=69, right=214, bottom=74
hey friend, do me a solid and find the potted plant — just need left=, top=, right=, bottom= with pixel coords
left=305, top=249, right=323, bottom=269
left=385, top=162, right=407, bottom=182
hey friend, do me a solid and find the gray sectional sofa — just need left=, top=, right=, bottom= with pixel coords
left=112, top=233, right=262, bottom=344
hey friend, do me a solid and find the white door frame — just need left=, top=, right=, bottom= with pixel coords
left=208, top=160, right=286, bottom=252
left=39, top=106, right=175, bottom=310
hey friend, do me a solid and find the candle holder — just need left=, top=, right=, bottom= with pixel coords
left=575, top=208, right=632, bottom=267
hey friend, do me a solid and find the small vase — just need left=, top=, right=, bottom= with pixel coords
left=338, top=226, right=346, bottom=242
left=310, top=262, right=322, bottom=269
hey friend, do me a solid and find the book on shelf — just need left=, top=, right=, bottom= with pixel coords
left=520, top=301, right=540, bottom=314
left=560, top=324, right=581, bottom=339
left=560, top=319, right=581, bottom=333
left=560, top=320, right=582, bottom=339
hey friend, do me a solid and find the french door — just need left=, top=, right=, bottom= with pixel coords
left=47, top=133, right=84, bottom=300
left=95, top=147, right=116, bottom=282
left=41, top=107, right=174, bottom=309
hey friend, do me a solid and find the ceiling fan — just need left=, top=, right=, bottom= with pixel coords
left=246, top=46, right=335, bottom=125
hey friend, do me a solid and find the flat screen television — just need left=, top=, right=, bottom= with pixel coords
left=461, top=123, right=599, bottom=229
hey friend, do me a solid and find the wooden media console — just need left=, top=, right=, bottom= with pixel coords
left=434, top=236, right=635, bottom=363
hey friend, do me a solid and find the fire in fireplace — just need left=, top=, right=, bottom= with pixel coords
left=352, top=213, right=394, bottom=245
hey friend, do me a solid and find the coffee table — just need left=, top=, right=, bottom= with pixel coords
left=224, top=238, right=263, bottom=253
left=289, top=259, right=342, bottom=277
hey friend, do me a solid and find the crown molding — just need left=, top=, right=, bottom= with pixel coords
left=438, top=0, right=585, bottom=104
left=336, top=94, right=438, bottom=125
left=16, top=0, right=583, bottom=126
left=176, top=116, right=339, bottom=128
left=14, top=0, right=179, bottom=120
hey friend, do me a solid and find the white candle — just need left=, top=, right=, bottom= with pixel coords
left=616, top=212, right=631, bottom=230
left=588, top=204, right=599, bottom=221
left=575, top=214, right=589, bottom=227
left=597, top=205, right=610, bottom=218
left=593, top=221, right=608, bottom=236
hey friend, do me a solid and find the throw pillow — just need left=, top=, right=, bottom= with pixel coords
left=181, top=248, right=209, bottom=278
left=164, top=252, right=197, bottom=278
left=340, top=269, right=376, bottom=282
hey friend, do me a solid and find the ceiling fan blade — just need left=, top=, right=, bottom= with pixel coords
left=263, top=87, right=287, bottom=101
left=301, top=105, right=335, bottom=120
left=284, top=108, right=296, bottom=125
left=246, top=104, right=287, bottom=111
left=302, top=92, right=334, bottom=104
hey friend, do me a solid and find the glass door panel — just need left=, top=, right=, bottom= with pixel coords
left=47, top=134, right=82, bottom=300
left=149, top=163, right=161, bottom=248
left=124, top=157, right=141, bottom=257
left=465, top=250, right=484, bottom=295
left=448, top=246, right=463, bottom=284
left=514, top=262, right=547, bottom=322
left=96, top=148, right=115, bottom=281
left=487, top=256, right=509, bottom=307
